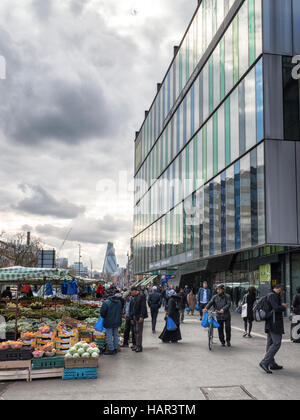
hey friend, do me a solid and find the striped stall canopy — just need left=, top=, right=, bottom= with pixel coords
left=0, top=266, right=68, bottom=282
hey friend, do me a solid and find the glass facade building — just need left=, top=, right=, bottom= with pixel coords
left=133, top=0, right=300, bottom=304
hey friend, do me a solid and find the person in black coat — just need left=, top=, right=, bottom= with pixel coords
left=292, top=286, right=300, bottom=315
left=131, top=287, right=148, bottom=352
left=1, top=287, right=12, bottom=299
left=260, top=284, right=288, bottom=374
left=177, top=288, right=188, bottom=323
left=148, top=286, right=162, bottom=334
left=159, top=290, right=182, bottom=343
left=242, top=286, right=257, bottom=338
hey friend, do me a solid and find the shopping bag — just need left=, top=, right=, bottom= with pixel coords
left=167, top=317, right=178, bottom=331
left=209, top=317, right=220, bottom=328
left=195, top=304, right=200, bottom=311
left=186, top=307, right=190, bottom=312
left=94, top=317, right=106, bottom=332
left=236, top=306, right=242, bottom=314
left=241, top=303, right=248, bottom=318
left=201, top=312, right=209, bottom=328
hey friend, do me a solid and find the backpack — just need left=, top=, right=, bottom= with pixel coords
left=253, top=295, right=270, bottom=322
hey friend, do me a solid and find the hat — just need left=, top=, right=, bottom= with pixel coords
left=152, top=286, right=157, bottom=291
left=216, top=284, right=225, bottom=290
left=168, top=290, right=176, bottom=296
left=123, top=291, right=130, bottom=298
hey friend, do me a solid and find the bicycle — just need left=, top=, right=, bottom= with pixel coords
left=207, top=310, right=220, bottom=351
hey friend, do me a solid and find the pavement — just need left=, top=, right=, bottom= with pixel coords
left=1, top=311, right=300, bottom=400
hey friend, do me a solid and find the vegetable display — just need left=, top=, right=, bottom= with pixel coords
left=64, top=341, right=100, bottom=359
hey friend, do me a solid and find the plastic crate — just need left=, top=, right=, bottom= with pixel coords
left=31, top=355, right=65, bottom=370
left=63, top=367, right=98, bottom=380
left=0, top=348, right=32, bottom=361
left=95, top=338, right=106, bottom=349
left=64, top=357, right=99, bottom=369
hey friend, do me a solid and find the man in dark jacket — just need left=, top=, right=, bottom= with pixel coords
left=100, top=294, right=122, bottom=355
left=148, top=286, right=162, bottom=333
left=122, top=292, right=136, bottom=348
left=292, top=286, right=300, bottom=315
left=177, top=288, right=188, bottom=323
left=131, top=287, right=148, bottom=352
left=260, top=284, right=288, bottom=374
left=204, top=284, right=232, bottom=347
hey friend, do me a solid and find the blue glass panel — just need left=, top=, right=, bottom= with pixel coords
left=191, top=85, right=195, bottom=136
left=256, top=58, right=264, bottom=142
left=250, top=148, right=258, bottom=246
left=176, top=110, right=180, bottom=153
left=209, top=181, right=214, bottom=256
left=221, top=171, right=226, bottom=253
left=167, top=71, right=171, bottom=113
left=183, top=97, right=187, bottom=145
left=234, top=161, right=241, bottom=250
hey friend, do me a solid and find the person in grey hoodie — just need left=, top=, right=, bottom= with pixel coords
left=100, top=293, right=122, bottom=355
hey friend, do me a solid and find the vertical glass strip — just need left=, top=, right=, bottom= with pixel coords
left=221, top=171, right=226, bottom=253
left=250, top=148, right=258, bottom=246
left=191, top=85, right=195, bottom=136
left=193, top=135, right=198, bottom=191
left=213, top=0, right=217, bottom=34
left=225, top=98, right=231, bottom=165
left=234, top=160, right=241, bottom=250
left=203, top=125, right=207, bottom=183
left=213, top=113, right=218, bottom=175
left=183, top=98, right=187, bottom=145
left=239, top=80, right=246, bottom=155
left=220, top=37, right=225, bottom=100
left=209, top=181, right=214, bottom=256
left=179, top=50, right=183, bottom=94
left=233, top=15, right=239, bottom=84
left=256, top=58, right=264, bottom=142
left=248, top=0, right=255, bottom=66
left=209, top=55, right=214, bottom=114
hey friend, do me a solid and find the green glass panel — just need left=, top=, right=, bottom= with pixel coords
left=209, top=55, right=213, bottom=114
left=165, top=127, right=168, bottom=168
left=183, top=207, right=187, bottom=252
left=225, top=98, right=231, bottom=165
left=161, top=138, right=163, bottom=174
left=193, top=135, right=198, bottom=191
left=213, top=0, right=217, bottom=34
left=248, top=0, right=255, bottom=65
left=233, top=16, right=239, bottom=84
left=220, top=37, right=225, bottom=100
left=213, top=113, right=218, bottom=175
left=203, top=125, right=207, bottom=183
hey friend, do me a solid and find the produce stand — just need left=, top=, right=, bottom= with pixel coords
left=0, top=360, right=31, bottom=382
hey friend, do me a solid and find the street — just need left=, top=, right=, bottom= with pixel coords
left=1, top=311, right=300, bottom=400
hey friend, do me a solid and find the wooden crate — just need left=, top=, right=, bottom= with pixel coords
left=0, top=360, right=31, bottom=382
left=29, top=368, right=64, bottom=381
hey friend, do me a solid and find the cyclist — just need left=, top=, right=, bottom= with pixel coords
left=203, top=284, right=232, bottom=347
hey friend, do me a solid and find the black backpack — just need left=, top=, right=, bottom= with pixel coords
left=253, top=295, right=270, bottom=322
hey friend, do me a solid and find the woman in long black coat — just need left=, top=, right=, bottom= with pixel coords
left=159, top=291, right=182, bottom=343
left=242, top=286, right=257, bottom=338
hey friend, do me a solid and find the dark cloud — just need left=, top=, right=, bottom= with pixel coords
left=13, top=184, right=85, bottom=219
left=35, top=215, right=132, bottom=244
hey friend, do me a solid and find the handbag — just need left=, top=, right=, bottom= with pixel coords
left=241, top=295, right=248, bottom=318
left=167, top=317, right=178, bottom=331
left=94, top=316, right=106, bottom=332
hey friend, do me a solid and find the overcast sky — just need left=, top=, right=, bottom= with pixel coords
left=0, top=0, right=196, bottom=270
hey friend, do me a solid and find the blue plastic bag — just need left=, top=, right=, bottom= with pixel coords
left=209, top=316, right=220, bottom=328
left=195, top=304, right=200, bottom=311
left=201, top=312, right=209, bottom=328
left=186, top=307, right=190, bottom=312
left=167, top=317, right=178, bottom=331
left=94, top=317, right=106, bottom=332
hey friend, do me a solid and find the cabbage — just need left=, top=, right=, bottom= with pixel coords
left=87, top=347, right=94, bottom=355
left=72, top=353, right=80, bottom=358
left=83, top=343, right=89, bottom=351
left=92, top=348, right=100, bottom=354
left=82, top=352, right=90, bottom=358
left=91, top=352, right=99, bottom=358
left=65, top=353, right=73, bottom=358
left=77, top=348, right=85, bottom=355
left=69, top=347, right=76, bottom=355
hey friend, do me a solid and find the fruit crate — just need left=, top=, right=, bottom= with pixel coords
left=63, top=367, right=98, bottom=380
left=64, top=357, right=99, bottom=369
left=31, top=355, right=65, bottom=370
left=0, top=348, right=32, bottom=362
left=5, top=332, right=21, bottom=341
left=95, top=338, right=106, bottom=349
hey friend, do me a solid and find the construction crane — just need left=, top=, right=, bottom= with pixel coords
left=56, top=228, right=72, bottom=265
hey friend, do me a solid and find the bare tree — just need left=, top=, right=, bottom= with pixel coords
left=0, top=232, right=42, bottom=268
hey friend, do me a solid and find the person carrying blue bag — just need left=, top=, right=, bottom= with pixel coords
left=159, top=290, right=182, bottom=343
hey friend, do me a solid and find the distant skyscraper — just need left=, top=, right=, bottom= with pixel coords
left=102, top=242, right=118, bottom=276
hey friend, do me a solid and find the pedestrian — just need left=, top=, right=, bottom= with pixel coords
left=163, top=285, right=170, bottom=311
left=177, top=288, right=188, bottom=323
left=159, top=290, right=182, bottom=343
left=148, top=286, right=162, bottom=333
left=96, top=283, right=104, bottom=299
left=292, top=286, right=300, bottom=315
left=131, top=287, right=148, bottom=352
left=122, top=292, right=136, bottom=348
left=197, top=281, right=212, bottom=320
left=184, top=285, right=190, bottom=295
left=1, top=286, right=12, bottom=299
left=204, top=284, right=232, bottom=347
left=187, top=289, right=196, bottom=315
left=242, top=286, right=257, bottom=338
left=100, top=292, right=123, bottom=355
left=259, top=284, right=288, bottom=374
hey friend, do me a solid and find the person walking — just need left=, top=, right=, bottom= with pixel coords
left=100, top=292, right=123, bottom=355
left=177, top=288, right=188, bottom=323
left=259, top=284, right=288, bottom=374
left=1, top=286, right=12, bottom=299
left=131, top=287, right=148, bottom=352
left=292, top=286, right=300, bottom=315
left=187, top=289, right=196, bottom=315
left=197, top=281, right=212, bottom=320
left=148, top=286, right=162, bottom=333
left=96, top=283, right=104, bottom=299
left=122, top=292, right=136, bottom=348
left=204, top=284, right=232, bottom=347
left=159, top=290, right=182, bottom=343
left=242, top=287, right=257, bottom=338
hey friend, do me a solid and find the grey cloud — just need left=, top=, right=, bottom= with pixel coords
left=35, top=215, right=132, bottom=245
left=13, top=184, right=85, bottom=219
